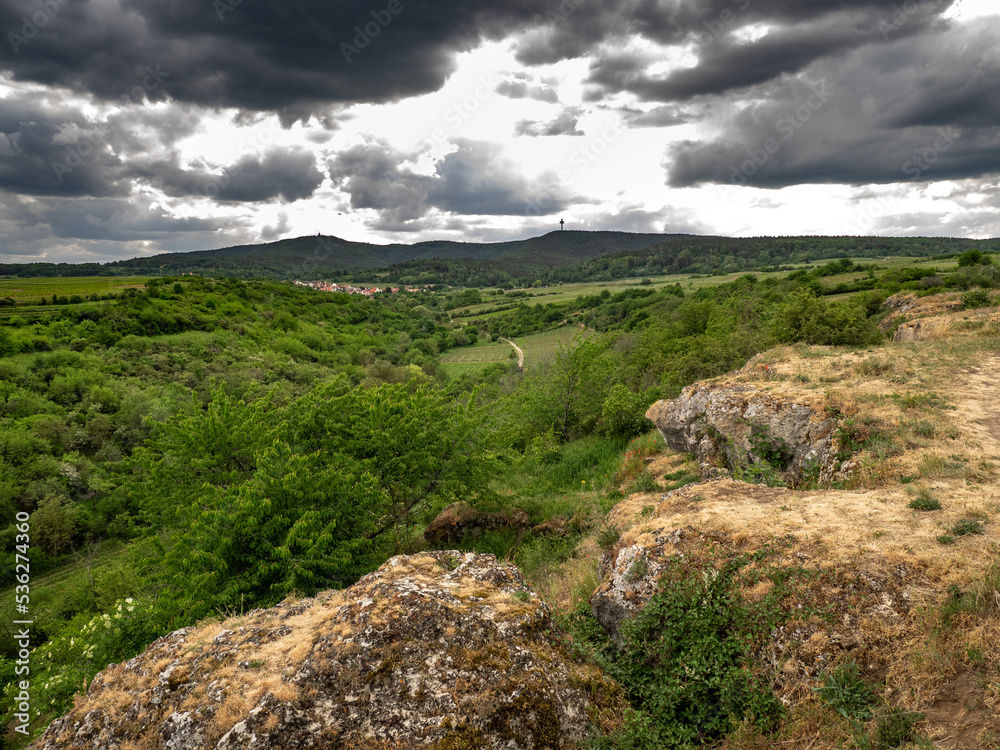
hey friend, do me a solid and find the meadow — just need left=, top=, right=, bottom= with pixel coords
left=0, top=276, right=148, bottom=303
left=438, top=326, right=592, bottom=375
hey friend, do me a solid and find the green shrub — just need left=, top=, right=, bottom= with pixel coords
left=813, top=660, right=880, bottom=721
left=597, top=525, right=621, bottom=550
left=874, top=708, right=925, bottom=748
left=625, top=471, right=661, bottom=495
left=610, top=554, right=786, bottom=747
left=950, top=518, right=985, bottom=536
left=0, top=597, right=161, bottom=733
left=600, top=384, right=649, bottom=440
left=961, top=289, right=991, bottom=309
left=908, top=488, right=941, bottom=511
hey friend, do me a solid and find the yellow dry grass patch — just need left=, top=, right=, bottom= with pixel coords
left=627, top=478, right=998, bottom=591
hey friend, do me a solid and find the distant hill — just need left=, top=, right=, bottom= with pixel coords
left=0, top=231, right=996, bottom=283
left=99, top=230, right=692, bottom=278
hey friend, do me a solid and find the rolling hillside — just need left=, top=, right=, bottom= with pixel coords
left=101, top=230, right=692, bottom=278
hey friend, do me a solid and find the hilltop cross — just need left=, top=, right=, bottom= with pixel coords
left=559, top=219, right=564, bottom=231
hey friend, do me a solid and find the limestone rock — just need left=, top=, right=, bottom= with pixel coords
left=31, top=551, right=625, bottom=750
left=645, top=382, right=839, bottom=481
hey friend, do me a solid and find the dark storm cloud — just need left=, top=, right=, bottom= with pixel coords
left=583, top=1, right=952, bottom=103
left=329, top=139, right=576, bottom=227
left=0, top=96, right=324, bottom=203
left=0, top=192, right=250, bottom=261
left=666, top=22, right=1000, bottom=188
left=0, top=98, right=126, bottom=197
left=515, top=108, right=584, bottom=136
left=0, top=0, right=574, bottom=116
left=130, top=148, right=325, bottom=203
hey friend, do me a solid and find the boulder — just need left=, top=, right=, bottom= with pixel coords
left=423, top=502, right=529, bottom=545
left=31, top=551, right=625, bottom=750
left=645, top=382, right=839, bottom=482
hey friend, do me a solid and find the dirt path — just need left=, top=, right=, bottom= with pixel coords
left=951, top=355, right=1000, bottom=456
left=499, top=337, right=524, bottom=368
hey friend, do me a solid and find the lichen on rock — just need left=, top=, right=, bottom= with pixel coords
left=30, top=551, right=625, bottom=750
left=645, top=377, right=840, bottom=482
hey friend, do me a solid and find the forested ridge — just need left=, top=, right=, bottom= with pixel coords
left=1, top=233, right=995, bottom=286
left=2, top=251, right=999, bottom=747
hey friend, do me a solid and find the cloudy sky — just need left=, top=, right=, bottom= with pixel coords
left=1, top=0, right=998, bottom=264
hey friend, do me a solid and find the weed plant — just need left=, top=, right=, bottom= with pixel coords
left=950, top=518, right=985, bottom=536
left=908, top=488, right=941, bottom=511
left=813, top=660, right=880, bottom=721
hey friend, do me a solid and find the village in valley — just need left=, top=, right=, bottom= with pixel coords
left=292, top=280, right=424, bottom=296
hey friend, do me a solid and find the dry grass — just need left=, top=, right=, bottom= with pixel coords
left=523, top=535, right=603, bottom=612
left=574, top=312, right=1000, bottom=748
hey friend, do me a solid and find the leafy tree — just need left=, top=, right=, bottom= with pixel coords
left=161, top=442, right=385, bottom=620
left=285, top=377, right=501, bottom=538
left=30, top=494, right=81, bottom=555
left=957, top=248, right=992, bottom=267
left=774, top=290, right=882, bottom=346
left=600, top=384, right=650, bottom=440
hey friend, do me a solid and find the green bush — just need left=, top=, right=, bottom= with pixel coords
left=961, top=289, right=991, bottom=309
left=775, top=290, right=883, bottom=347
left=950, top=518, right=985, bottom=536
left=813, top=660, right=880, bottom=721
left=908, top=487, right=941, bottom=511
left=609, top=554, right=786, bottom=747
left=0, top=597, right=161, bottom=732
left=874, top=708, right=925, bottom=748
left=599, top=384, right=649, bottom=440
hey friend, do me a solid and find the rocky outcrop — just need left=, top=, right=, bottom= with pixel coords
left=590, top=480, right=914, bottom=697
left=891, top=317, right=951, bottom=342
left=31, top=551, right=625, bottom=750
left=880, top=291, right=963, bottom=341
left=645, top=382, right=839, bottom=481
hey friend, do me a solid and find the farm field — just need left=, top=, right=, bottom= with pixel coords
left=0, top=276, right=149, bottom=303
left=449, top=254, right=958, bottom=317
left=439, top=325, right=591, bottom=375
